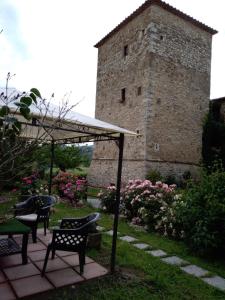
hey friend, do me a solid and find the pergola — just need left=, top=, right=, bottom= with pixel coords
left=8, top=103, right=137, bottom=273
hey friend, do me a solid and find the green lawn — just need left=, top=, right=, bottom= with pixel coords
left=1, top=199, right=225, bottom=299
left=38, top=202, right=225, bottom=299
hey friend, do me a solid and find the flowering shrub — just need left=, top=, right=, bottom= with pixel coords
left=20, top=173, right=39, bottom=196
left=53, top=172, right=87, bottom=205
left=53, top=171, right=77, bottom=202
left=98, top=185, right=116, bottom=213
left=19, top=173, right=49, bottom=201
left=122, top=179, right=178, bottom=233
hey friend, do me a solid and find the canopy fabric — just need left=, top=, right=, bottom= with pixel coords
left=0, top=87, right=137, bottom=143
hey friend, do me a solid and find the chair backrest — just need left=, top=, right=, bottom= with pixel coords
left=53, top=213, right=100, bottom=251
left=60, top=213, right=100, bottom=230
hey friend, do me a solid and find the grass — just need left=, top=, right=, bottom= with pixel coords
left=1, top=199, right=225, bottom=299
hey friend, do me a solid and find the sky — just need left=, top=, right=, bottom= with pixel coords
left=0, top=0, right=225, bottom=117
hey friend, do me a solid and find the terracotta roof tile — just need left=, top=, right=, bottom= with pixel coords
left=95, top=0, right=217, bottom=48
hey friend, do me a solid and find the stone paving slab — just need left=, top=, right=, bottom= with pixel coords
left=46, top=268, right=84, bottom=288
left=202, top=276, right=225, bottom=291
left=180, top=265, right=209, bottom=278
left=133, top=243, right=150, bottom=250
left=161, top=256, right=189, bottom=266
left=75, top=262, right=108, bottom=280
left=28, top=242, right=46, bottom=252
left=28, top=249, right=47, bottom=262
left=105, top=230, right=120, bottom=236
left=96, top=226, right=105, bottom=232
left=62, top=255, right=93, bottom=267
left=34, top=257, right=68, bottom=273
left=0, top=282, right=16, bottom=300
left=0, top=270, right=6, bottom=283
left=147, top=249, right=167, bottom=257
left=119, top=235, right=138, bottom=243
left=11, top=274, right=54, bottom=298
left=4, top=263, right=40, bottom=281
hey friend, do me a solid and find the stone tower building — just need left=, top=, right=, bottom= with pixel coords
left=88, top=0, right=217, bottom=187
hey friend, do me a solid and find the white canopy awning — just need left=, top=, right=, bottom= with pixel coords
left=0, top=88, right=137, bottom=143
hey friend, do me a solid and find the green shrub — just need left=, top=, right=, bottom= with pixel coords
left=146, top=169, right=162, bottom=183
left=178, top=166, right=225, bottom=256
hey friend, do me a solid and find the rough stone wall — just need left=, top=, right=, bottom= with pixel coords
left=145, top=5, right=212, bottom=177
left=88, top=4, right=212, bottom=186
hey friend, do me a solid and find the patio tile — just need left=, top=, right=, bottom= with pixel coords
left=62, top=254, right=94, bottom=267
left=28, top=242, right=46, bottom=252
left=75, top=262, right=108, bottom=280
left=119, top=235, right=138, bottom=243
left=37, top=228, right=50, bottom=234
left=0, top=254, right=26, bottom=268
left=37, top=234, right=52, bottom=245
left=46, top=268, right=84, bottom=288
left=133, top=243, right=150, bottom=250
left=147, top=249, right=167, bottom=257
left=4, top=263, right=40, bottom=280
left=0, top=270, right=6, bottom=283
left=34, top=257, right=68, bottom=272
left=0, top=282, right=16, bottom=300
left=161, top=256, right=189, bottom=266
left=202, top=276, right=225, bottom=291
left=11, top=274, right=53, bottom=298
left=56, top=250, right=77, bottom=257
left=28, top=249, right=47, bottom=261
left=181, top=265, right=209, bottom=278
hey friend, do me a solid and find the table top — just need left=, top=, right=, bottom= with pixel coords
left=0, top=218, right=30, bottom=234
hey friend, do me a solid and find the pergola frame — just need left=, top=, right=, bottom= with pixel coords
left=21, top=117, right=126, bottom=273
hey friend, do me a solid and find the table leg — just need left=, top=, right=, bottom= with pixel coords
left=22, top=233, right=29, bottom=264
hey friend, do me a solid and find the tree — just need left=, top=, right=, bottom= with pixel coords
left=0, top=73, right=76, bottom=190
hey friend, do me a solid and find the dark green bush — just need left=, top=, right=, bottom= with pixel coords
left=146, top=169, right=162, bottom=184
left=178, top=165, right=225, bottom=256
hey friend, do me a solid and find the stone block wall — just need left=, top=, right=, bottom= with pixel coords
left=88, top=3, right=213, bottom=187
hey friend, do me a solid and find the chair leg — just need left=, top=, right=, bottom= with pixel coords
left=31, top=226, right=37, bottom=243
left=79, top=252, right=85, bottom=275
left=51, top=248, right=55, bottom=259
left=44, top=220, right=47, bottom=235
left=42, top=245, right=51, bottom=276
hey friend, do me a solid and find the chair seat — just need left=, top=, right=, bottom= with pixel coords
left=16, top=214, right=38, bottom=222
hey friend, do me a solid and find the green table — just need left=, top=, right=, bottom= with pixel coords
left=0, top=219, right=30, bottom=264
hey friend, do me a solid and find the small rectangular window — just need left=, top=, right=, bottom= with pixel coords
left=121, top=88, right=126, bottom=102
left=137, top=86, right=142, bottom=96
left=123, top=45, right=128, bottom=57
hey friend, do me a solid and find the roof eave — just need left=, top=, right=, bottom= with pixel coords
left=94, top=0, right=217, bottom=48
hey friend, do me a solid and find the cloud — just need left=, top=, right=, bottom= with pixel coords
left=0, top=0, right=28, bottom=59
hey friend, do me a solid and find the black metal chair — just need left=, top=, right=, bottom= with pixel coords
left=41, top=212, right=100, bottom=276
left=14, top=195, right=56, bottom=243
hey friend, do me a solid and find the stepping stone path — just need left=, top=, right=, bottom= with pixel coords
left=133, top=243, right=150, bottom=250
left=161, top=256, right=188, bottom=266
left=99, top=229, right=225, bottom=292
left=96, top=226, right=105, bottom=232
left=105, top=230, right=120, bottom=236
left=181, top=265, right=209, bottom=278
left=147, top=250, right=167, bottom=257
left=119, top=236, right=138, bottom=243
left=202, top=276, right=225, bottom=291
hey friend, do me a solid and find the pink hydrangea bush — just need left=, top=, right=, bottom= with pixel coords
left=98, top=184, right=116, bottom=213
left=122, top=179, right=179, bottom=234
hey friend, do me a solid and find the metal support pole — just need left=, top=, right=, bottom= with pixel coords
left=48, top=140, right=55, bottom=195
left=110, top=133, right=124, bottom=273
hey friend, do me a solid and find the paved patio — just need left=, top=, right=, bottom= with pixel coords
left=0, top=229, right=108, bottom=299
